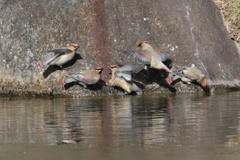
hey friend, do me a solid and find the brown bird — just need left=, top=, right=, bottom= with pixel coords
left=108, top=64, right=143, bottom=95
left=39, top=44, right=79, bottom=68
left=169, top=67, right=210, bottom=92
left=122, top=41, right=173, bottom=72
left=62, top=67, right=103, bottom=88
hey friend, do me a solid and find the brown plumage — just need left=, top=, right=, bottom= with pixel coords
left=39, top=44, right=79, bottom=68
left=108, top=64, right=143, bottom=95
left=62, top=67, right=103, bottom=88
left=122, top=41, right=172, bottom=72
left=170, top=67, right=210, bottom=92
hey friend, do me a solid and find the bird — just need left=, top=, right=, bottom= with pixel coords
left=122, top=41, right=173, bottom=72
left=39, top=44, right=79, bottom=68
left=169, top=67, right=210, bottom=92
left=62, top=67, right=103, bottom=88
left=108, top=64, right=144, bottom=95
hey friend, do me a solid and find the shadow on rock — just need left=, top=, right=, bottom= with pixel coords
left=63, top=79, right=107, bottom=91
left=133, top=68, right=177, bottom=93
left=43, top=53, right=82, bottom=78
left=87, top=80, right=107, bottom=91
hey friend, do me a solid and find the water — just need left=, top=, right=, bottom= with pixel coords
left=0, top=91, right=240, bottom=160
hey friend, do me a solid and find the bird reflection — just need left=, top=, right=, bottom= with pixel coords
left=130, top=95, right=175, bottom=146
left=40, top=96, right=177, bottom=147
left=1, top=93, right=239, bottom=149
left=41, top=102, right=83, bottom=145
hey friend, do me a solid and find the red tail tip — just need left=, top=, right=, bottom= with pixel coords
left=166, top=70, right=173, bottom=73
left=62, top=79, right=66, bottom=85
left=167, top=78, right=173, bottom=84
left=39, top=61, right=44, bottom=68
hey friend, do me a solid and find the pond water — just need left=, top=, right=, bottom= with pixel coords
left=0, top=91, right=240, bottom=160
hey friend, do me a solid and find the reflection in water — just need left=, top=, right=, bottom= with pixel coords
left=0, top=92, right=240, bottom=158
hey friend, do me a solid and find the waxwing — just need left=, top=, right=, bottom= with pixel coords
left=108, top=64, right=143, bottom=95
left=169, top=67, right=210, bottom=92
left=39, top=44, right=79, bottom=68
left=122, top=41, right=172, bottom=72
left=62, top=67, right=103, bottom=88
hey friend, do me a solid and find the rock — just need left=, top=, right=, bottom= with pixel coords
left=0, top=0, right=239, bottom=96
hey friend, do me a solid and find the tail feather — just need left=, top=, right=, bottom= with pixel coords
left=136, top=90, right=143, bottom=95
left=42, top=54, right=60, bottom=66
left=171, top=74, right=181, bottom=81
left=120, top=73, right=132, bottom=81
left=119, top=63, right=143, bottom=73
left=39, top=61, right=44, bottom=68
left=63, top=78, right=76, bottom=85
left=122, top=50, right=150, bottom=64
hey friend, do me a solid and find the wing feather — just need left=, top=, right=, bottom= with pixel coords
left=71, top=75, right=89, bottom=84
left=122, top=50, right=150, bottom=64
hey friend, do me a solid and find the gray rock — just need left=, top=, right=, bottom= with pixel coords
left=0, top=0, right=239, bottom=96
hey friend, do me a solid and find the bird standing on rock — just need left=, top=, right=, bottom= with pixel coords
left=169, top=67, right=210, bottom=92
left=108, top=64, right=144, bottom=95
left=122, top=41, right=173, bottom=73
left=39, top=44, right=79, bottom=68
left=62, top=67, right=103, bottom=88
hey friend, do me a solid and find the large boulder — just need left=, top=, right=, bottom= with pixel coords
left=0, top=0, right=239, bottom=96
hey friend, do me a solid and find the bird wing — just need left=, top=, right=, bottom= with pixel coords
left=71, top=70, right=100, bottom=85
left=151, top=57, right=171, bottom=71
left=71, top=74, right=89, bottom=84
left=42, top=49, right=72, bottom=66
left=118, top=63, right=143, bottom=73
left=122, top=50, right=150, bottom=64
left=115, top=64, right=144, bottom=81
left=161, top=53, right=172, bottom=62
left=114, top=70, right=131, bottom=81
left=42, top=54, right=60, bottom=66
left=171, top=74, right=181, bottom=81
left=46, top=48, right=72, bottom=56
left=63, top=78, right=76, bottom=84
left=182, top=70, right=198, bottom=81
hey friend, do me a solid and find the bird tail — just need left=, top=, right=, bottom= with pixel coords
left=39, top=61, right=44, bottom=68
left=136, top=89, right=143, bottom=95
left=62, top=78, right=76, bottom=85
left=42, top=54, right=60, bottom=66
left=131, top=83, right=143, bottom=95
left=171, top=74, right=181, bottom=82
left=120, top=73, right=132, bottom=81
